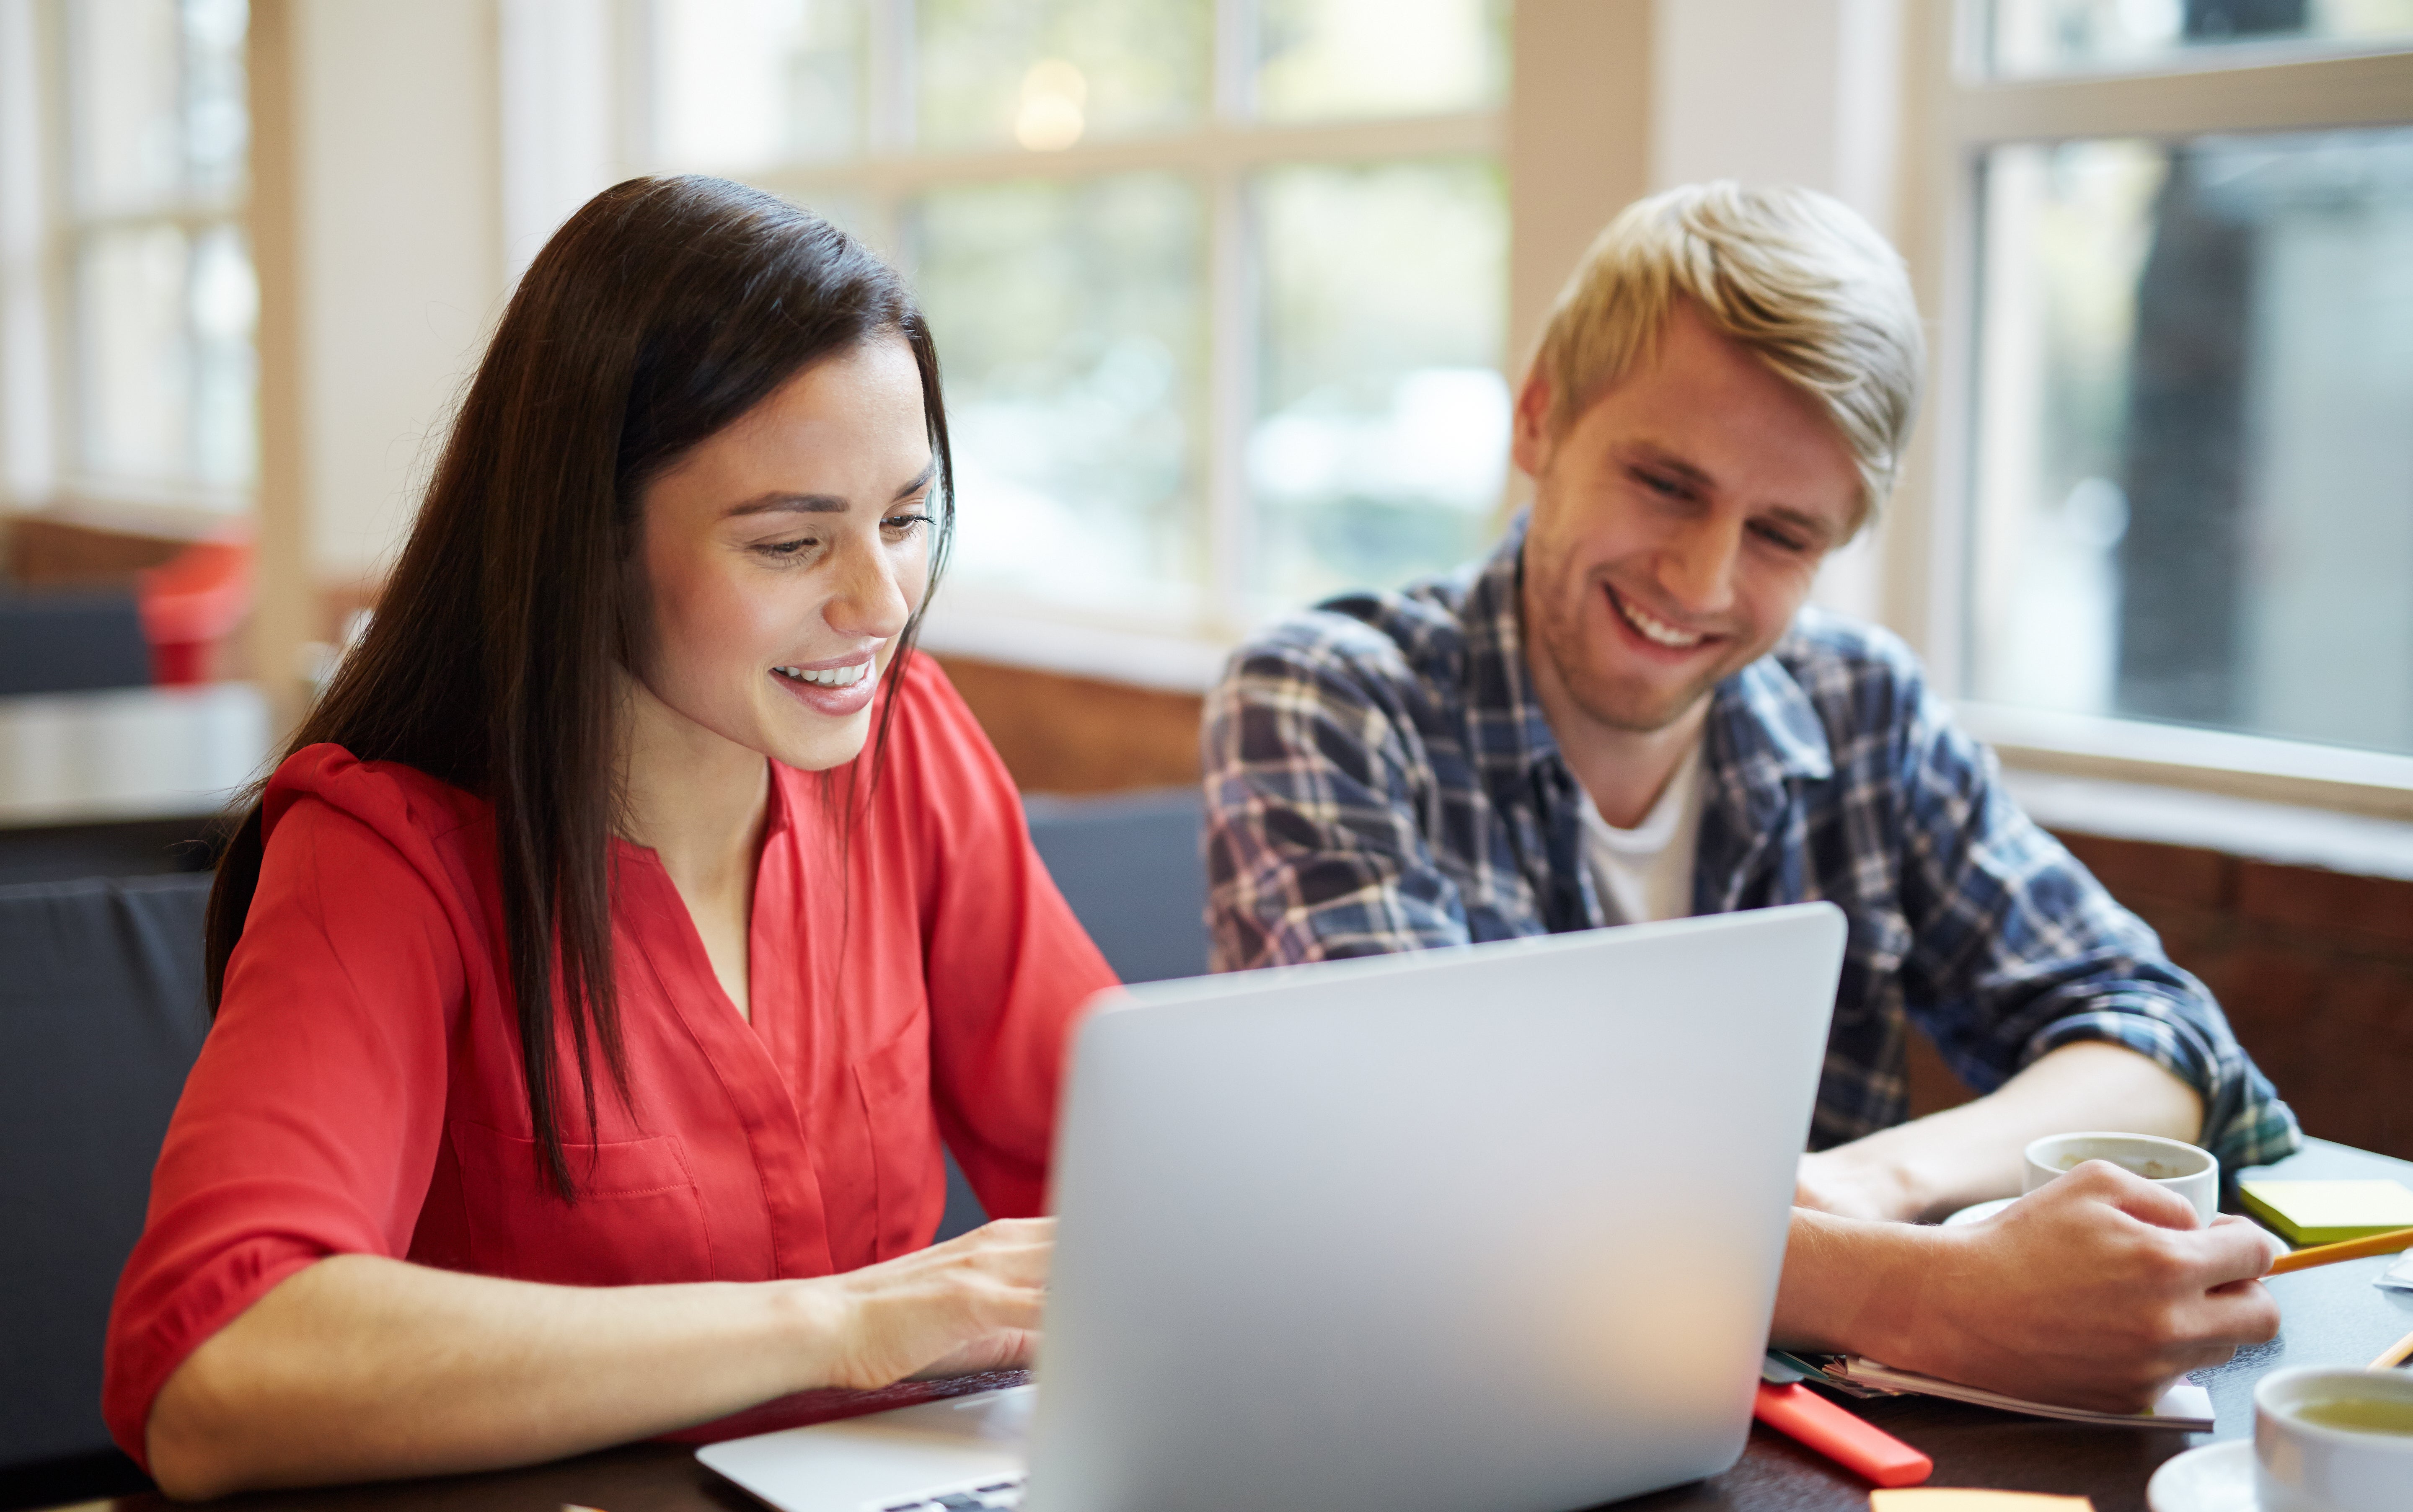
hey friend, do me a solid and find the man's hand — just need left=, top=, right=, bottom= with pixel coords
left=1776, top=1161, right=2280, bottom=1414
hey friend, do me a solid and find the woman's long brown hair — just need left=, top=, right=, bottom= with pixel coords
left=203, top=176, right=955, bottom=1197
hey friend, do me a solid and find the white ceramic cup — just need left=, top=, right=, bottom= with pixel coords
left=2020, top=1131, right=2218, bottom=1223
left=2254, top=1365, right=2413, bottom=1512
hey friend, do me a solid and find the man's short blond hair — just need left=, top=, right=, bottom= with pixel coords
left=1533, top=182, right=1924, bottom=518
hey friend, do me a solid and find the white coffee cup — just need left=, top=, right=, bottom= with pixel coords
left=2254, top=1365, right=2413, bottom=1512
left=2021, top=1131, right=2218, bottom=1223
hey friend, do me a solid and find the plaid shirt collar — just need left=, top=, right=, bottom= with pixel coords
left=1457, top=519, right=1836, bottom=848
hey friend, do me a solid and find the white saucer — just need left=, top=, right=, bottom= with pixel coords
left=2147, top=1439, right=2255, bottom=1512
left=1941, top=1197, right=2017, bottom=1226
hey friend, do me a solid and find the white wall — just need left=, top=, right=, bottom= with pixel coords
left=1650, top=0, right=1902, bottom=235
left=294, top=0, right=505, bottom=581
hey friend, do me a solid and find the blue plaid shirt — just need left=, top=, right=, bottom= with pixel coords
left=1203, top=523, right=2300, bottom=1168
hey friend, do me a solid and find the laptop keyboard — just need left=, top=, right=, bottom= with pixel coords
left=876, top=1475, right=1024, bottom=1512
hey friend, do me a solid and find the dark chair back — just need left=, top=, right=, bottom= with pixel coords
left=1023, top=787, right=1208, bottom=986
left=0, top=874, right=212, bottom=1488
left=0, top=587, right=151, bottom=695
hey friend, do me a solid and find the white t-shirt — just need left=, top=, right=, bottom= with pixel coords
left=1576, top=742, right=1705, bottom=925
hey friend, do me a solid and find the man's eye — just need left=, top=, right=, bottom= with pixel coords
left=1632, top=468, right=1686, bottom=499
left=1752, top=523, right=1810, bottom=553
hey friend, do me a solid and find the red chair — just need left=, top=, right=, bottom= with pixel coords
left=134, top=539, right=253, bottom=686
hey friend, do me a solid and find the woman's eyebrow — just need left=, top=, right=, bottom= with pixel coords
left=724, top=459, right=934, bottom=518
left=725, top=492, right=848, bottom=518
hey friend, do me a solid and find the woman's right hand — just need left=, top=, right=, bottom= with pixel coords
left=806, top=1217, right=1053, bottom=1390
left=148, top=1220, right=1055, bottom=1498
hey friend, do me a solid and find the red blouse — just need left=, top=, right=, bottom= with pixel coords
left=102, top=654, right=1118, bottom=1463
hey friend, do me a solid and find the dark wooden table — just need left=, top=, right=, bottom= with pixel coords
left=55, top=1141, right=2413, bottom=1512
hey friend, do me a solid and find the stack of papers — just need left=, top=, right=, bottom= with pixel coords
left=1813, top=1357, right=2214, bottom=1431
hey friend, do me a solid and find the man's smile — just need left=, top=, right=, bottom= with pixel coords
left=1603, top=582, right=1719, bottom=656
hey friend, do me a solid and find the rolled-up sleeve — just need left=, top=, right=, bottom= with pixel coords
left=1890, top=678, right=2301, bottom=1171
left=102, top=794, right=465, bottom=1465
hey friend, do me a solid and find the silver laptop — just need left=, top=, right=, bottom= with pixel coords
left=700, top=902, right=1846, bottom=1512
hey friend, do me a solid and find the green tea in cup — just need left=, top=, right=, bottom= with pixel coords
left=2286, top=1394, right=2413, bottom=1436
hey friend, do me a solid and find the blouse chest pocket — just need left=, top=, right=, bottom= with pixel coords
left=852, top=1023, right=946, bottom=1263
left=447, top=1120, right=715, bottom=1286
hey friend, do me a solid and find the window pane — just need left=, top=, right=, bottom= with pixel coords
left=908, top=174, right=1206, bottom=617
left=652, top=0, right=864, bottom=171
left=190, top=224, right=259, bottom=488
left=78, top=224, right=195, bottom=483
left=69, top=0, right=247, bottom=210
left=1968, top=129, right=2413, bottom=756
left=75, top=220, right=256, bottom=492
left=1989, top=0, right=2413, bottom=77
left=1256, top=0, right=1508, bottom=122
left=916, top=0, right=1208, bottom=152
left=1250, top=158, right=1508, bottom=610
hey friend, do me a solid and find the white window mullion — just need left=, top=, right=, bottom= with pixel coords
left=1204, top=161, right=1254, bottom=636
left=0, top=0, right=58, bottom=507
left=1203, top=0, right=1259, bottom=635
left=867, top=0, right=915, bottom=157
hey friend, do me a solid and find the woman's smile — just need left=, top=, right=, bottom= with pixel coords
left=771, top=654, right=880, bottom=716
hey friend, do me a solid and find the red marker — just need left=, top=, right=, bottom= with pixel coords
left=1753, top=1380, right=1933, bottom=1487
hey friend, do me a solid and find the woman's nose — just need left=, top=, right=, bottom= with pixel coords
left=822, top=533, right=913, bottom=642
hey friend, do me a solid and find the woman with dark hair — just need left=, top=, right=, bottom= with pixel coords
left=103, top=177, right=1116, bottom=1499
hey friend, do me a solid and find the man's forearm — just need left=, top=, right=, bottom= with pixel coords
left=1769, top=1207, right=1926, bottom=1360
left=1803, top=1041, right=2204, bottom=1223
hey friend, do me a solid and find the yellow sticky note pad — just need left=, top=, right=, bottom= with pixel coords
left=1870, top=1493, right=2092, bottom=1511
left=2239, top=1179, right=2413, bottom=1246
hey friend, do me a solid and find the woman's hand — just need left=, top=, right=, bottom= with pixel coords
left=146, top=1220, right=1056, bottom=1499
left=813, top=1217, right=1053, bottom=1389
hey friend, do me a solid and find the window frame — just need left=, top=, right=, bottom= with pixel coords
left=0, top=0, right=258, bottom=521
left=1889, top=0, right=2413, bottom=820
left=618, top=0, right=1507, bottom=664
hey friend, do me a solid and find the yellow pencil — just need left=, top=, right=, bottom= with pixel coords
left=2374, top=1327, right=2413, bottom=1371
left=2266, top=1225, right=2413, bottom=1276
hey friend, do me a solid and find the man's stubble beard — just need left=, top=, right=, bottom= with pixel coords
left=1528, top=569, right=1730, bottom=739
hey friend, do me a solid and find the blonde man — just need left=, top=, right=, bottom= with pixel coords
left=1204, top=183, right=2297, bottom=1411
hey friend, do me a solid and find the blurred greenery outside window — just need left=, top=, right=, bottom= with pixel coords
left=61, top=0, right=256, bottom=507
left=644, top=0, right=1511, bottom=634
left=1960, top=2, right=2413, bottom=763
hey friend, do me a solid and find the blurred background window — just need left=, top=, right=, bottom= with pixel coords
left=62, top=0, right=256, bottom=503
left=1989, top=0, right=2413, bottom=75
left=1249, top=157, right=1506, bottom=608
left=641, top=0, right=1510, bottom=636
left=1950, top=0, right=2413, bottom=765
left=1968, top=127, right=2413, bottom=757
